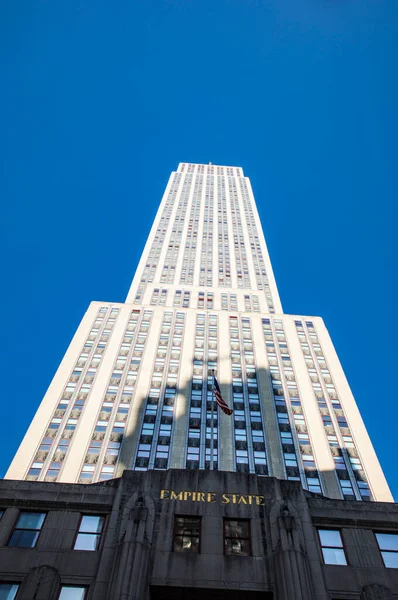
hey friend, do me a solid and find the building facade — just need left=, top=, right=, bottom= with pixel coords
left=0, top=469, right=397, bottom=600
left=5, top=162, right=392, bottom=503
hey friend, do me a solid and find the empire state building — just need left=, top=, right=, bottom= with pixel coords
left=6, top=162, right=392, bottom=503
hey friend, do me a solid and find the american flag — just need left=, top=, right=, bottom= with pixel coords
left=213, top=375, right=233, bottom=416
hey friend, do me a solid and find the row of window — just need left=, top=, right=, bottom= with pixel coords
left=239, top=178, right=275, bottom=310
left=230, top=316, right=268, bottom=475
left=174, top=516, right=250, bottom=555
left=1, top=509, right=397, bottom=570
left=0, top=511, right=104, bottom=551
left=134, top=312, right=185, bottom=471
left=199, top=175, right=214, bottom=287
left=228, top=177, right=251, bottom=289
left=26, top=306, right=120, bottom=482
left=217, top=174, right=232, bottom=287
left=262, top=318, right=322, bottom=494
left=79, top=310, right=152, bottom=482
left=160, top=174, right=192, bottom=284
left=135, top=172, right=181, bottom=302
left=173, top=515, right=398, bottom=570
left=295, top=320, right=371, bottom=501
left=186, top=313, right=219, bottom=470
left=0, top=584, right=86, bottom=600
left=180, top=173, right=202, bottom=285
left=319, top=528, right=398, bottom=568
left=152, top=288, right=268, bottom=311
left=179, top=163, right=243, bottom=177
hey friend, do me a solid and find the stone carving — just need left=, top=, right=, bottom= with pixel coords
left=361, top=584, right=394, bottom=600
left=18, top=565, right=60, bottom=600
left=270, top=501, right=316, bottom=600
left=107, top=492, right=155, bottom=600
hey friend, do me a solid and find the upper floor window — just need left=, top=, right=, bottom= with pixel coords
left=224, top=519, right=251, bottom=556
left=173, top=516, right=200, bottom=553
left=375, top=532, right=398, bottom=568
left=74, top=515, right=105, bottom=551
left=318, top=529, right=347, bottom=565
left=59, top=587, right=87, bottom=600
left=8, top=512, right=46, bottom=548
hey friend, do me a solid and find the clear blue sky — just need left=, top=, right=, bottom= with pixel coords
left=1, top=1, right=397, bottom=496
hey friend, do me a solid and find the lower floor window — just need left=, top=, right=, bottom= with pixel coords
left=0, top=583, right=19, bottom=600
left=375, top=532, right=398, bottom=568
left=224, top=518, right=251, bottom=556
left=59, top=586, right=87, bottom=600
left=173, top=516, right=201, bottom=553
left=318, top=529, right=347, bottom=565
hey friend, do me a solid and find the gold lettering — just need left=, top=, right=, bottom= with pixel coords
left=162, top=489, right=264, bottom=504
left=170, top=491, right=183, bottom=501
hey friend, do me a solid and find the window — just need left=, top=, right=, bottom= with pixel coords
left=375, top=532, right=398, bottom=568
left=224, top=519, right=251, bottom=556
left=58, top=587, right=87, bottom=600
left=8, top=512, right=46, bottom=548
left=74, top=515, right=104, bottom=551
left=173, top=516, right=200, bottom=553
left=318, top=529, right=347, bottom=565
left=0, top=584, right=19, bottom=600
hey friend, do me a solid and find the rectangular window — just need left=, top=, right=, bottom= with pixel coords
left=8, top=512, right=46, bottom=548
left=318, top=529, right=347, bottom=565
left=58, top=587, right=87, bottom=600
left=375, top=532, right=398, bottom=568
left=73, top=515, right=105, bottom=551
left=224, top=519, right=251, bottom=556
left=173, top=516, right=200, bottom=553
left=0, top=584, right=19, bottom=600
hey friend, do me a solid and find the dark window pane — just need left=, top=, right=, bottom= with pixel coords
left=174, top=517, right=200, bottom=536
left=9, top=529, right=39, bottom=548
left=173, top=516, right=200, bottom=553
left=224, top=520, right=249, bottom=539
left=225, top=537, right=250, bottom=556
left=0, top=583, right=19, bottom=600
left=174, top=535, right=200, bottom=553
left=17, top=512, right=45, bottom=530
left=224, top=519, right=251, bottom=556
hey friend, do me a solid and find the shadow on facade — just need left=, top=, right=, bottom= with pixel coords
left=114, top=357, right=371, bottom=503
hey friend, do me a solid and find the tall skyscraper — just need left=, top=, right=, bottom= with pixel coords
left=6, top=162, right=392, bottom=502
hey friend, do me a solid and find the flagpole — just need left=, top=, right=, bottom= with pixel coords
left=210, top=369, right=215, bottom=471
